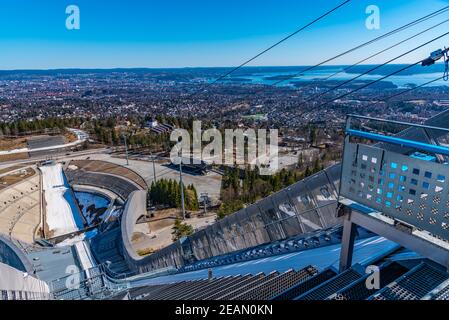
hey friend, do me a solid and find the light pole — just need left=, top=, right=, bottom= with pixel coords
left=179, top=160, right=186, bottom=220
left=175, top=145, right=186, bottom=220
left=122, top=134, right=129, bottom=166
left=201, top=193, right=208, bottom=215
left=151, top=152, right=157, bottom=182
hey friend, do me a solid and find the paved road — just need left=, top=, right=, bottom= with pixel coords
left=0, top=148, right=109, bottom=170
left=0, top=148, right=223, bottom=200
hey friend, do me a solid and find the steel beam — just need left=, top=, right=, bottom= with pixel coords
left=349, top=209, right=449, bottom=271
left=339, top=210, right=357, bottom=272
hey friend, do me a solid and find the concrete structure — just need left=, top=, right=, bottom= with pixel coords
left=0, top=173, right=41, bottom=244
left=0, top=235, right=33, bottom=273
left=0, top=262, right=50, bottom=300
left=121, top=190, right=149, bottom=272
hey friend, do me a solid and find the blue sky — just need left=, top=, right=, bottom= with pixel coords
left=0, top=0, right=449, bottom=69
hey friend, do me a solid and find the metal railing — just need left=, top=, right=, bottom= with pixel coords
left=341, top=114, right=449, bottom=242
left=50, top=264, right=129, bottom=300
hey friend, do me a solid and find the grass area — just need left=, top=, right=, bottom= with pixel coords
left=137, top=247, right=156, bottom=257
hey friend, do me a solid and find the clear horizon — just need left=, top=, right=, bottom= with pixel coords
left=0, top=0, right=449, bottom=69
left=0, top=63, right=443, bottom=72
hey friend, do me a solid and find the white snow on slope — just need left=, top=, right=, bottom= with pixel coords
left=74, top=241, right=96, bottom=271
left=40, top=163, right=83, bottom=237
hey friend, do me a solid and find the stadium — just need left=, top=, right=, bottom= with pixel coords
left=0, top=111, right=449, bottom=301
left=3, top=2, right=449, bottom=314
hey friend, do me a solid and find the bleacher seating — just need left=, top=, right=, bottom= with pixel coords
left=65, top=170, right=139, bottom=200
left=52, top=234, right=449, bottom=301
left=68, top=160, right=147, bottom=190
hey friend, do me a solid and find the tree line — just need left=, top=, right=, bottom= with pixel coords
left=0, top=117, right=84, bottom=137
left=149, top=178, right=199, bottom=211
left=218, top=159, right=325, bottom=219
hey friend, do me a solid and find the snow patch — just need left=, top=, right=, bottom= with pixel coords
left=40, top=163, right=83, bottom=237
left=75, top=191, right=110, bottom=225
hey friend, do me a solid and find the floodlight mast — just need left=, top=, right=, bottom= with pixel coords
left=174, top=145, right=186, bottom=220
left=122, top=134, right=129, bottom=166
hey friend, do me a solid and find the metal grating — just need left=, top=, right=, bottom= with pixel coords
left=192, top=276, right=251, bottom=300
left=146, top=280, right=198, bottom=300
left=370, top=263, right=449, bottom=300
left=432, top=284, right=449, bottom=300
left=131, top=283, right=177, bottom=300
left=231, top=267, right=318, bottom=300
left=295, top=267, right=363, bottom=300
left=152, top=279, right=210, bottom=300
left=330, top=262, right=409, bottom=300
left=271, top=268, right=338, bottom=300
left=209, top=274, right=266, bottom=300
left=217, top=272, right=279, bottom=300
left=176, top=277, right=234, bottom=300
left=341, top=142, right=449, bottom=241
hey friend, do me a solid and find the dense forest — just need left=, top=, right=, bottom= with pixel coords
left=149, top=178, right=199, bottom=211
left=0, top=114, right=198, bottom=149
left=0, top=117, right=84, bottom=136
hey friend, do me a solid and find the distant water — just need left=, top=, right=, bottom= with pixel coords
left=227, top=66, right=449, bottom=88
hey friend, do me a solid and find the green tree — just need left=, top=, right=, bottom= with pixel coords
left=172, top=219, right=194, bottom=241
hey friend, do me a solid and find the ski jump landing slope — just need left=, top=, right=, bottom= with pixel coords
left=40, top=163, right=84, bottom=237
